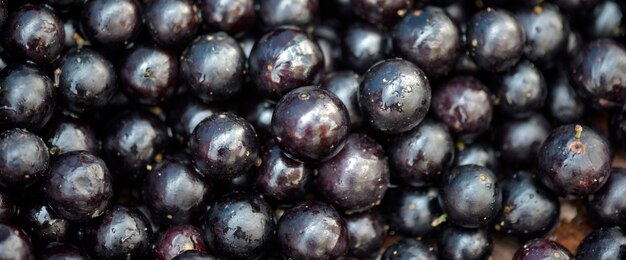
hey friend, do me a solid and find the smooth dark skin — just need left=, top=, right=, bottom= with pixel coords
left=42, top=115, right=99, bottom=156
left=383, top=187, right=442, bottom=237
left=344, top=209, right=387, bottom=258
left=588, top=169, right=626, bottom=226
left=0, top=64, right=55, bottom=130
left=454, top=141, right=500, bottom=172
left=358, top=59, right=431, bottom=134
left=496, top=171, right=559, bottom=241
left=255, top=140, right=311, bottom=204
left=466, top=8, right=525, bottom=72
left=576, top=227, right=626, bottom=260
left=258, top=0, right=319, bottom=28
left=21, top=203, right=71, bottom=244
left=180, top=33, right=246, bottom=103
left=120, top=45, right=178, bottom=105
left=438, top=224, right=492, bottom=260
left=513, top=239, right=572, bottom=260
left=189, top=112, right=259, bottom=180
left=143, top=160, right=213, bottom=224
left=248, top=27, right=325, bottom=101
left=0, top=223, right=34, bottom=260
left=382, top=239, right=437, bottom=260
left=570, top=39, right=626, bottom=106
left=493, top=61, right=547, bottom=117
left=166, top=95, right=221, bottom=143
left=44, top=151, right=113, bottom=222
left=277, top=201, right=348, bottom=259
left=496, top=114, right=550, bottom=166
left=0, top=191, right=15, bottom=222
left=240, top=96, right=275, bottom=139
left=0, top=0, right=6, bottom=29
left=350, top=0, right=414, bottom=25
left=144, top=0, right=201, bottom=47
left=102, top=110, right=168, bottom=179
left=392, top=7, right=461, bottom=78
left=316, top=133, right=390, bottom=213
left=199, top=0, right=255, bottom=34
left=154, top=225, right=207, bottom=260
left=57, top=48, right=117, bottom=113
left=4, top=4, right=65, bottom=64
left=172, top=250, right=216, bottom=260
left=321, top=71, right=363, bottom=126
left=547, top=68, right=585, bottom=124
left=433, top=76, right=493, bottom=139
left=272, top=86, right=350, bottom=162
left=203, top=192, right=275, bottom=259
left=80, top=0, right=142, bottom=48
left=587, top=1, right=624, bottom=39
left=515, top=4, right=569, bottom=68
left=342, top=22, right=388, bottom=73
left=439, top=165, right=502, bottom=228
left=388, top=120, right=454, bottom=187
left=0, top=128, right=49, bottom=189
left=86, top=206, right=152, bottom=259
left=38, top=243, right=88, bottom=260
left=538, top=124, right=611, bottom=198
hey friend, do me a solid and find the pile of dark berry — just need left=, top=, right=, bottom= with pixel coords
left=1, top=0, right=626, bottom=259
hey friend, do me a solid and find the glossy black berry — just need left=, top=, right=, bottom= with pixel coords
left=569, top=39, right=626, bottom=107
left=350, top=0, right=414, bottom=25
left=0, top=64, right=55, bottom=130
left=466, top=8, right=525, bottom=72
left=587, top=168, right=626, bottom=226
left=86, top=205, right=152, bottom=259
left=4, top=4, right=65, bottom=64
left=0, top=128, right=49, bottom=189
left=512, top=239, right=572, bottom=260
left=384, top=186, right=442, bottom=237
left=432, top=76, right=493, bottom=139
left=272, top=86, right=350, bottom=162
left=538, top=124, right=611, bottom=198
left=388, top=120, right=454, bottom=186
left=21, top=203, right=71, bottom=245
left=248, top=27, right=324, bottom=101
left=392, top=7, right=461, bottom=78
left=547, top=68, right=585, bottom=124
left=0, top=223, right=34, bottom=260
left=154, top=225, right=207, bottom=260
left=143, top=160, right=213, bottom=224
left=437, top=224, right=492, bottom=260
left=198, top=0, right=255, bottom=35
left=587, top=1, right=625, bottom=39
left=515, top=4, right=569, bottom=68
left=44, top=151, right=113, bottom=222
left=257, top=0, right=319, bottom=28
left=344, top=209, right=387, bottom=258
left=321, top=71, right=363, bottom=126
left=102, top=111, right=168, bottom=179
left=42, top=115, right=99, bottom=156
left=172, top=250, right=216, bottom=260
left=166, top=95, right=221, bottom=144
left=80, top=0, right=141, bottom=48
left=277, top=201, right=348, bottom=259
left=316, top=133, right=390, bottom=213
left=189, top=112, right=259, bottom=180
left=495, top=114, right=550, bottom=166
left=382, top=238, right=437, bottom=260
left=202, top=192, right=274, bottom=259
left=38, top=243, right=88, bottom=260
left=492, top=61, right=547, bottom=117
left=180, top=33, right=246, bottom=103
left=439, top=165, right=502, bottom=228
left=576, top=227, right=626, bottom=260
left=56, top=48, right=118, bottom=112
left=342, top=23, right=388, bottom=73
left=119, top=45, right=178, bottom=105
left=358, top=59, right=431, bottom=133
left=255, top=141, right=311, bottom=204
left=454, top=141, right=500, bottom=172
left=496, top=170, right=559, bottom=240
left=144, top=0, right=201, bottom=47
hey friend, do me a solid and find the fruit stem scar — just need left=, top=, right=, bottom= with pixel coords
left=569, top=125, right=585, bottom=154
